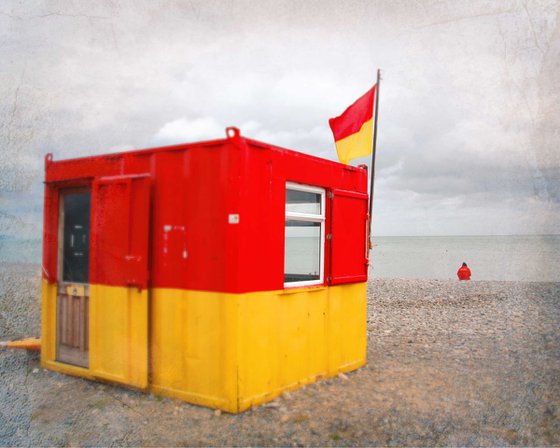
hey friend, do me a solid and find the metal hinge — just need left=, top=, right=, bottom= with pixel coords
left=326, top=233, right=332, bottom=240
left=327, top=275, right=332, bottom=283
left=328, top=191, right=334, bottom=199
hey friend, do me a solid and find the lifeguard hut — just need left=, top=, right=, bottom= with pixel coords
left=41, top=127, right=368, bottom=413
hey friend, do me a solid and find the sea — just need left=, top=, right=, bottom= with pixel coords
left=1, top=235, right=559, bottom=282
left=370, top=235, right=560, bottom=282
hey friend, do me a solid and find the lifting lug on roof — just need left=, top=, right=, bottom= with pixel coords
left=45, top=153, right=53, bottom=170
left=226, top=127, right=241, bottom=140
left=226, top=126, right=248, bottom=151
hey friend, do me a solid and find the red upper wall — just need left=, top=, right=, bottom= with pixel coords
left=43, top=129, right=369, bottom=293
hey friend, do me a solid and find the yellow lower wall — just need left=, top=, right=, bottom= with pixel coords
left=41, top=280, right=57, bottom=366
left=149, top=288, right=239, bottom=412
left=41, top=281, right=366, bottom=413
left=236, top=284, right=367, bottom=410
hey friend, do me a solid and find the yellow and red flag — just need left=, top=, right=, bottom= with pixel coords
left=329, top=85, right=376, bottom=164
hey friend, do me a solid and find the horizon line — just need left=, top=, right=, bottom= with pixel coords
left=372, top=233, right=560, bottom=238
left=1, top=233, right=559, bottom=240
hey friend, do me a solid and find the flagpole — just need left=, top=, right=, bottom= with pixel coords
left=368, top=69, right=381, bottom=252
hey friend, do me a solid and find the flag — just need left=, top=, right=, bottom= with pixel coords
left=329, top=85, right=376, bottom=164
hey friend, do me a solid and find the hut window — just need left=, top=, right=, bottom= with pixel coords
left=284, top=182, right=325, bottom=287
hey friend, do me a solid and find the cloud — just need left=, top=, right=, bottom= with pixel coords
left=153, top=116, right=224, bottom=145
left=151, top=116, right=337, bottom=159
left=238, top=120, right=335, bottom=158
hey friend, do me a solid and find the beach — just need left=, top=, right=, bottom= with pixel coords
left=1, top=263, right=558, bottom=446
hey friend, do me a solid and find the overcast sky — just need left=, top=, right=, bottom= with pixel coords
left=0, top=0, right=559, bottom=238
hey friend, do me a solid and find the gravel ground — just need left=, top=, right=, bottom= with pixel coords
left=0, top=263, right=559, bottom=446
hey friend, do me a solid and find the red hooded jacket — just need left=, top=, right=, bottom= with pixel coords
left=457, top=265, right=471, bottom=280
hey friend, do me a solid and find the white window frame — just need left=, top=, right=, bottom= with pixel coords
left=284, top=181, right=326, bottom=288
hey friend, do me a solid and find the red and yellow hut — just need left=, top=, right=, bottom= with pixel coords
left=41, top=127, right=369, bottom=413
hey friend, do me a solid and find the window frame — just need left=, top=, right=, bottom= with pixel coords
left=284, top=181, right=326, bottom=288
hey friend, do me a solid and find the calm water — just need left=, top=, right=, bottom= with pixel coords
left=371, top=235, right=560, bottom=282
left=0, top=238, right=42, bottom=264
left=1, top=235, right=559, bottom=282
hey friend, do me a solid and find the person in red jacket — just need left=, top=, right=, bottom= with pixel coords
left=457, top=262, right=471, bottom=280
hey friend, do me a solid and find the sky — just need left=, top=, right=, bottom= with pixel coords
left=0, top=0, right=559, bottom=238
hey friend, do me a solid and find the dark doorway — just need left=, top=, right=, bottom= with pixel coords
left=62, top=192, right=91, bottom=283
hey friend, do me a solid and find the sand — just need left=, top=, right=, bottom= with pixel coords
left=0, top=263, right=558, bottom=446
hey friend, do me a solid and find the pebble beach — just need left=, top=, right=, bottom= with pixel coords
left=1, top=262, right=559, bottom=446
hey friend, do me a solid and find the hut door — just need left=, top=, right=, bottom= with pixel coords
left=56, top=190, right=91, bottom=368
left=89, top=175, right=151, bottom=388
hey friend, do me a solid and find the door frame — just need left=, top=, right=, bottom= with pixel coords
left=55, top=186, right=92, bottom=368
